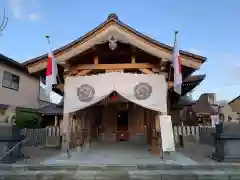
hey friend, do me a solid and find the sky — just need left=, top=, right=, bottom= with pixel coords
left=0, top=0, right=240, bottom=102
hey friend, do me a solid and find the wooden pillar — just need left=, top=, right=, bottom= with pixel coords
left=150, top=111, right=161, bottom=156
left=94, top=56, right=99, bottom=64
left=61, top=113, right=71, bottom=152
left=63, top=60, right=70, bottom=78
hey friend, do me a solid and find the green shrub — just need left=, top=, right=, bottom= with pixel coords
left=15, top=111, right=43, bottom=129
left=0, top=109, right=4, bottom=115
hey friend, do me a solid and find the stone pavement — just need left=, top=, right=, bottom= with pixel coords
left=5, top=141, right=240, bottom=179
left=15, top=145, right=62, bottom=164
left=41, top=141, right=198, bottom=166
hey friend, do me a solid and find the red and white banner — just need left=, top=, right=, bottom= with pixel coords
left=172, top=31, right=182, bottom=95
left=45, top=48, right=58, bottom=96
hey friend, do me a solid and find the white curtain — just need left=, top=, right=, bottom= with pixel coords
left=64, top=72, right=167, bottom=114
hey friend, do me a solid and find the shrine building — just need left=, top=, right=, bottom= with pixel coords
left=23, top=14, right=206, bottom=154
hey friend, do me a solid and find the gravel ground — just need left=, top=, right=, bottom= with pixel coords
left=176, top=141, right=217, bottom=164
left=15, top=141, right=239, bottom=165
left=16, top=146, right=62, bottom=164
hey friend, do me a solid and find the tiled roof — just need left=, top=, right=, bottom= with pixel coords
left=0, top=54, right=38, bottom=79
left=22, top=13, right=207, bottom=66
left=228, top=95, right=240, bottom=105
left=38, top=103, right=63, bottom=115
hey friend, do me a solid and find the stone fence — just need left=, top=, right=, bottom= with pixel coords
left=173, top=126, right=215, bottom=146
left=20, top=127, right=60, bottom=146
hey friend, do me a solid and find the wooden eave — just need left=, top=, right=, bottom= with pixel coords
left=22, top=14, right=207, bottom=74
left=169, top=74, right=206, bottom=95
left=38, top=103, right=63, bottom=115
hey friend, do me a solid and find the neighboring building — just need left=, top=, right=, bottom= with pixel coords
left=228, top=95, right=240, bottom=114
left=179, top=93, right=240, bottom=124
left=23, top=14, right=206, bottom=153
left=0, top=54, right=50, bottom=109
left=224, top=95, right=240, bottom=123
left=219, top=103, right=239, bottom=123
left=39, top=99, right=63, bottom=127
left=180, top=93, right=219, bottom=125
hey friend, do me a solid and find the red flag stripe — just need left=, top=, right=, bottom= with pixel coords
left=46, top=55, right=53, bottom=76
left=177, top=55, right=181, bottom=73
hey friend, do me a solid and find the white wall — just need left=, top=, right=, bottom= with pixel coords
left=0, top=63, right=40, bottom=109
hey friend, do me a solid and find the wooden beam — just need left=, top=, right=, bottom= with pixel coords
left=76, top=63, right=158, bottom=70
left=56, top=84, right=64, bottom=90
left=139, top=68, right=153, bottom=74
left=76, top=69, right=91, bottom=76
left=94, top=56, right=99, bottom=64
left=106, top=69, right=114, bottom=73
left=55, top=81, right=175, bottom=91
left=106, top=69, right=123, bottom=73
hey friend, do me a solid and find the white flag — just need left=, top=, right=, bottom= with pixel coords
left=172, top=31, right=182, bottom=95
left=45, top=45, right=58, bottom=96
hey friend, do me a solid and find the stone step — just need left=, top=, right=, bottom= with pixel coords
left=0, top=169, right=240, bottom=180
left=1, top=164, right=240, bottom=171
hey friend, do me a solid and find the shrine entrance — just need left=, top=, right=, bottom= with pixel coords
left=117, top=110, right=128, bottom=141
left=67, top=91, right=162, bottom=156
left=61, top=72, right=168, bottom=156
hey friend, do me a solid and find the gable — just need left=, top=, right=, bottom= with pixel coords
left=24, top=14, right=206, bottom=73
left=229, top=96, right=240, bottom=112
left=59, top=24, right=203, bottom=67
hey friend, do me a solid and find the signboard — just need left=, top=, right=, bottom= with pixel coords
left=159, top=115, right=175, bottom=152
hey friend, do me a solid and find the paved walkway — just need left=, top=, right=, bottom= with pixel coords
left=41, top=141, right=198, bottom=165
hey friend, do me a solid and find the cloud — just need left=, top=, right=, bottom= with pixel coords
left=8, top=0, right=42, bottom=21
left=29, top=12, right=41, bottom=21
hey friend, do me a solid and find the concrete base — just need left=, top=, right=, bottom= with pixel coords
left=212, top=123, right=240, bottom=162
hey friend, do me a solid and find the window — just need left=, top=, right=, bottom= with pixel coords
left=2, top=71, right=20, bottom=91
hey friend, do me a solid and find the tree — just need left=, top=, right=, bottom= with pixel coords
left=0, top=8, right=8, bottom=34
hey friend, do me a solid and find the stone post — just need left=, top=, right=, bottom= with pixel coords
left=54, top=116, right=58, bottom=126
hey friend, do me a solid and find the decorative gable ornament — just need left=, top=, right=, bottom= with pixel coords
left=108, top=36, right=117, bottom=51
